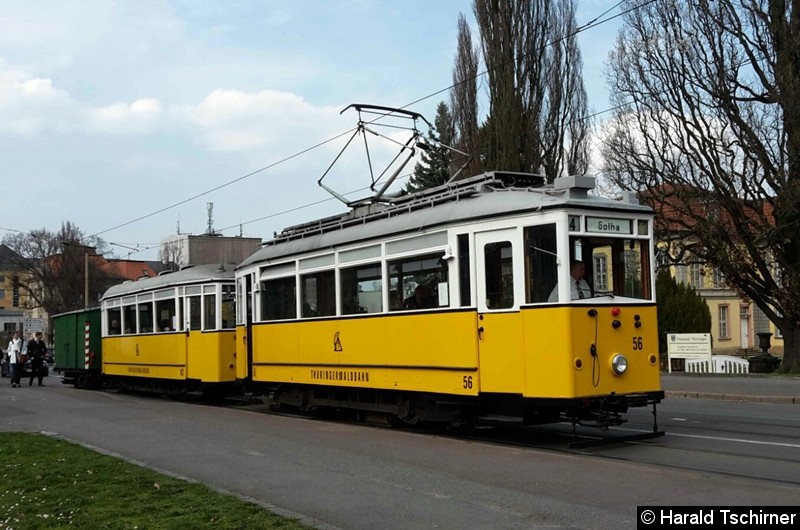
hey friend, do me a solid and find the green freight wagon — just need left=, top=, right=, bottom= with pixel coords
left=53, top=307, right=102, bottom=387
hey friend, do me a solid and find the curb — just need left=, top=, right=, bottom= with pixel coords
left=665, top=390, right=799, bottom=404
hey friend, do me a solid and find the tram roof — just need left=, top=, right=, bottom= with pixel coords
left=101, top=263, right=235, bottom=300
left=51, top=307, right=101, bottom=319
left=240, top=171, right=653, bottom=269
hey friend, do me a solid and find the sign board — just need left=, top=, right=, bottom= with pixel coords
left=23, top=317, right=47, bottom=333
left=667, top=333, right=712, bottom=373
left=585, top=216, right=633, bottom=235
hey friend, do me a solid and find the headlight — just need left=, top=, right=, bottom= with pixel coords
left=611, top=354, right=628, bottom=375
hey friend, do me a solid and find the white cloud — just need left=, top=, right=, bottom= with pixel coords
left=0, top=66, right=74, bottom=135
left=180, top=89, right=343, bottom=152
left=0, top=64, right=166, bottom=136
left=86, top=98, right=163, bottom=134
left=0, top=0, right=624, bottom=261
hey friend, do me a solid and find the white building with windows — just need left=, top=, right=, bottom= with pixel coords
left=160, top=234, right=262, bottom=270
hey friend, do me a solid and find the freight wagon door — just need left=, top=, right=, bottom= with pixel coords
left=54, top=312, right=78, bottom=370
left=475, top=229, right=524, bottom=393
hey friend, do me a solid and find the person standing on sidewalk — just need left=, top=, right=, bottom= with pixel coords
left=6, top=331, right=24, bottom=388
left=27, top=331, right=47, bottom=387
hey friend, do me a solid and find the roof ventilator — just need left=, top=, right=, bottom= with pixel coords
left=553, top=175, right=596, bottom=199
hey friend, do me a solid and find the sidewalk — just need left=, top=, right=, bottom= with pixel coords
left=661, top=372, right=800, bottom=404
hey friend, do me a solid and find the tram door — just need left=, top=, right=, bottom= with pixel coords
left=475, top=229, right=524, bottom=393
left=185, top=293, right=203, bottom=380
left=235, top=274, right=254, bottom=380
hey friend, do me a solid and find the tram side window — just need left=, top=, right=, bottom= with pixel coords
left=107, top=308, right=121, bottom=335
left=236, top=278, right=244, bottom=326
left=524, top=224, right=558, bottom=304
left=122, top=305, right=137, bottom=334
left=301, top=270, right=335, bottom=318
left=389, top=252, right=448, bottom=311
left=176, top=296, right=184, bottom=331
left=188, top=296, right=202, bottom=330
left=340, top=264, right=382, bottom=315
left=138, top=303, right=154, bottom=333
left=483, top=242, right=514, bottom=309
left=204, top=293, right=217, bottom=330
left=155, top=299, right=176, bottom=332
left=262, top=277, right=297, bottom=320
left=221, top=285, right=235, bottom=329
left=458, top=234, right=471, bottom=307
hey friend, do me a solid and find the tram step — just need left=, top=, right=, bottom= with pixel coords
left=477, top=414, right=523, bottom=426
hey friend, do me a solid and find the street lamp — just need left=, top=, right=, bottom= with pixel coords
left=84, top=251, right=89, bottom=308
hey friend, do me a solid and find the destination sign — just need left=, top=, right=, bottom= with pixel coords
left=585, top=217, right=632, bottom=235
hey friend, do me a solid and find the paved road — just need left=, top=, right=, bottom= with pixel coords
left=661, top=373, right=800, bottom=403
left=2, top=375, right=800, bottom=530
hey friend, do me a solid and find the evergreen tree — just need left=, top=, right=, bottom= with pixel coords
left=406, top=102, right=454, bottom=192
left=656, top=270, right=712, bottom=354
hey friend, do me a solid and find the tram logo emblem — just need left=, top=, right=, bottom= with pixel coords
left=333, top=332, right=343, bottom=352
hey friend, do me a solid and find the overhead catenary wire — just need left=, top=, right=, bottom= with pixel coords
left=106, top=174, right=414, bottom=259
left=86, top=0, right=656, bottom=246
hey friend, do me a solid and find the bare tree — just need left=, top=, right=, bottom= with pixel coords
left=159, top=240, right=184, bottom=271
left=450, top=13, right=483, bottom=179
left=469, top=0, right=590, bottom=182
left=1, top=222, right=114, bottom=315
left=603, top=0, right=800, bottom=372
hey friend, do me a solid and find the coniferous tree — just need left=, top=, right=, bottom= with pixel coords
left=450, top=0, right=590, bottom=182
left=656, top=270, right=712, bottom=354
left=406, top=102, right=454, bottom=192
left=450, top=13, right=483, bottom=180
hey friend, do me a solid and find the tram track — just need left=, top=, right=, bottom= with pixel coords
left=100, top=386, right=800, bottom=488
left=448, top=424, right=800, bottom=488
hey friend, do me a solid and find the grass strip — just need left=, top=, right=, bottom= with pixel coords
left=0, top=432, right=311, bottom=529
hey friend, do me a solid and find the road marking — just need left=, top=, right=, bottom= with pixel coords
left=669, top=432, right=800, bottom=448
left=620, top=427, right=800, bottom=449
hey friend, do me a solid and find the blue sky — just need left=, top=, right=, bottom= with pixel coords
left=0, top=0, right=621, bottom=260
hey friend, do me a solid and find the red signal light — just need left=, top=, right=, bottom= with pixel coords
left=611, top=307, right=621, bottom=316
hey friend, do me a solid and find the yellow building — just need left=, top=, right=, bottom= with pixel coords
left=0, top=244, right=25, bottom=337
left=660, top=246, right=783, bottom=357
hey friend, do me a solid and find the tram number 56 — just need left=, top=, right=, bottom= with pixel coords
left=462, top=375, right=473, bottom=389
left=632, top=336, right=643, bottom=351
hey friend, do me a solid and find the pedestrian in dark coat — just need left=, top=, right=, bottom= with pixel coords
left=28, top=332, right=47, bottom=387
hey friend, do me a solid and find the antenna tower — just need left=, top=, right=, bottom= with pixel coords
left=206, top=202, right=215, bottom=235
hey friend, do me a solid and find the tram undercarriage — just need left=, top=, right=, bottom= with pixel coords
left=107, top=376, right=234, bottom=399
left=268, top=384, right=664, bottom=433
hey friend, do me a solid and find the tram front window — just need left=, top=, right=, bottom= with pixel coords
left=570, top=236, right=651, bottom=301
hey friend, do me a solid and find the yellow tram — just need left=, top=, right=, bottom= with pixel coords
left=234, top=171, right=663, bottom=429
left=100, top=264, right=237, bottom=395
